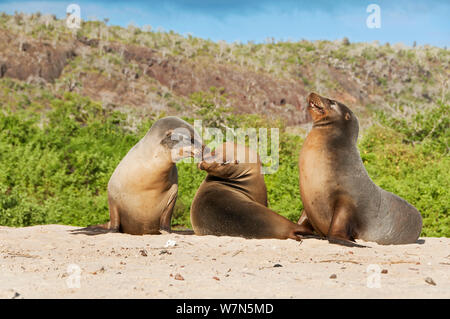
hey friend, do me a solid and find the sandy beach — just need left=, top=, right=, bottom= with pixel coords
left=0, top=225, right=448, bottom=299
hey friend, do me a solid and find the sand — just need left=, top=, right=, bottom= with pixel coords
left=0, top=225, right=448, bottom=299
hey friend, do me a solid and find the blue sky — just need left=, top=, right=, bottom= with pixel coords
left=0, top=0, right=448, bottom=47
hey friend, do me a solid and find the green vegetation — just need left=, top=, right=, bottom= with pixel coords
left=0, top=85, right=448, bottom=237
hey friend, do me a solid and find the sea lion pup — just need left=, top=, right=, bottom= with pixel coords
left=93, top=116, right=205, bottom=235
left=298, top=92, right=422, bottom=246
left=191, top=142, right=305, bottom=240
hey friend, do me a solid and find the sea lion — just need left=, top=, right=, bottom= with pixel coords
left=297, top=92, right=422, bottom=246
left=95, top=116, right=205, bottom=235
left=191, top=142, right=306, bottom=240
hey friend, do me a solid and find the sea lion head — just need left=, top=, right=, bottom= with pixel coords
left=198, top=142, right=260, bottom=179
left=307, top=92, right=359, bottom=142
left=153, top=116, right=207, bottom=162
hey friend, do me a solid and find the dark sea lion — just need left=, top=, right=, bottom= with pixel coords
left=94, top=116, right=205, bottom=235
left=191, top=142, right=306, bottom=240
left=298, top=92, right=422, bottom=246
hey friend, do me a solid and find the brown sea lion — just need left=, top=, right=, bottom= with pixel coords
left=93, top=116, right=205, bottom=235
left=191, top=142, right=306, bottom=240
left=297, top=92, right=422, bottom=246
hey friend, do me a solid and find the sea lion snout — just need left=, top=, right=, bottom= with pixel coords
left=307, top=92, right=328, bottom=115
left=166, top=128, right=208, bottom=161
left=198, top=161, right=209, bottom=170
left=199, top=143, right=210, bottom=159
left=307, top=92, right=324, bottom=105
left=191, top=140, right=208, bottom=160
left=198, top=150, right=221, bottom=171
left=200, top=148, right=216, bottom=161
left=307, top=92, right=322, bottom=106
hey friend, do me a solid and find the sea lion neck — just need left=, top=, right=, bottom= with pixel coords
left=311, top=118, right=342, bottom=136
left=205, top=164, right=256, bottom=182
left=311, top=118, right=358, bottom=146
left=205, top=164, right=267, bottom=206
left=131, top=140, right=177, bottom=177
left=312, top=119, right=337, bottom=128
left=200, top=142, right=261, bottom=180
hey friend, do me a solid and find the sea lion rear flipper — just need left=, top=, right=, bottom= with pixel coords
left=327, top=196, right=367, bottom=248
left=160, top=184, right=178, bottom=232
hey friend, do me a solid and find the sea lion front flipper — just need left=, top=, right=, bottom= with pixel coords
left=296, top=210, right=316, bottom=235
left=77, top=198, right=121, bottom=234
left=327, top=196, right=367, bottom=248
left=107, top=196, right=121, bottom=231
left=159, top=184, right=178, bottom=232
left=70, top=201, right=121, bottom=235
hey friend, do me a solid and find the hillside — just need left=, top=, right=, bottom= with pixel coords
left=0, top=12, right=448, bottom=237
left=0, top=12, right=449, bottom=125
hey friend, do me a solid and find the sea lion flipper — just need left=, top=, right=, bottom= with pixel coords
left=326, top=195, right=367, bottom=247
left=108, top=197, right=121, bottom=230
left=292, top=234, right=326, bottom=242
left=296, top=210, right=316, bottom=235
left=69, top=222, right=120, bottom=235
left=159, top=184, right=178, bottom=232
left=76, top=198, right=121, bottom=234
left=328, top=237, right=367, bottom=248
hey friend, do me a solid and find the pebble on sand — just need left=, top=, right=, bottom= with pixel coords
left=140, top=249, right=148, bottom=257
left=425, top=277, right=436, bottom=286
left=174, top=273, right=184, bottom=281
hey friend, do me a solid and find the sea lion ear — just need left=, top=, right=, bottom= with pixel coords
left=165, top=129, right=173, bottom=137
left=345, top=112, right=351, bottom=121
left=234, top=159, right=239, bottom=164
